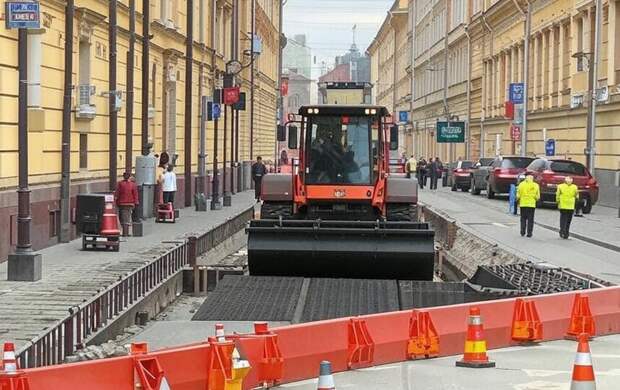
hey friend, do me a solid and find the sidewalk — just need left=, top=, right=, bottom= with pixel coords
left=0, top=191, right=256, bottom=350
left=419, top=187, right=620, bottom=285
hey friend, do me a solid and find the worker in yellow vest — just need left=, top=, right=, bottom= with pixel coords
left=516, top=175, right=540, bottom=237
left=556, top=176, right=579, bottom=239
left=406, top=155, right=417, bottom=179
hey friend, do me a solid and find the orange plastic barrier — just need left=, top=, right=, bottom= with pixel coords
left=10, top=287, right=620, bottom=390
left=407, top=311, right=439, bottom=359
left=511, top=299, right=543, bottom=342
left=566, top=294, right=595, bottom=339
left=0, top=371, right=30, bottom=390
left=347, top=318, right=374, bottom=369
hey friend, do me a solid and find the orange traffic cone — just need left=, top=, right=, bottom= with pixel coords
left=215, top=323, right=226, bottom=342
left=566, top=294, right=595, bottom=340
left=570, top=333, right=596, bottom=390
left=2, top=342, right=18, bottom=373
left=317, top=361, right=335, bottom=390
left=511, top=299, right=543, bottom=343
left=456, top=307, right=495, bottom=368
left=407, top=311, right=439, bottom=359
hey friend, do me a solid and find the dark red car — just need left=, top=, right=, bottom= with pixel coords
left=451, top=160, right=474, bottom=191
left=525, top=158, right=598, bottom=213
left=471, top=156, right=535, bottom=198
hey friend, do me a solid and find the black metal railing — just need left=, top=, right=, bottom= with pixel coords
left=16, top=206, right=254, bottom=368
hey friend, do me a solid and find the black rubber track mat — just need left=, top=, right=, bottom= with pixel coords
left=300, top=278, right=399, bottom=322
left=192, top=275, right=303, bottom=321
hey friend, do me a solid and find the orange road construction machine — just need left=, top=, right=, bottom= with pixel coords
left=247, top=105, right=435, bottom=280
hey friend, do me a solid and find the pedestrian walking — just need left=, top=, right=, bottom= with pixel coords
left=115, top=172, right=139, bottom=237
left=159, top=165, right=177, bottom=205
left=252, top=156, right=267, bottom=201
left=406, top=155, right=417, bottom=179
left=417, top=158, right=427, bottom=188
left=556, top=176, right=579, bottom=239
left=429, top=158, right=439, bottom=190
left=516, top=175, right=540, bottom=237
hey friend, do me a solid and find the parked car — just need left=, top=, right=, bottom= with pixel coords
left=469, top=158, right=495, bottom=195
left=525, top=158, right=598, bottom=213
left=470, top=156, right=535, bottom=198
left=451, top=160, right=474, bottom=192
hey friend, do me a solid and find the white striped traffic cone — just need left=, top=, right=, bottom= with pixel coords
left=2, top=342, right=18, bottom=373
left=215, top=323, right=226, bottom=342
left=570, top=333, right=596, bottom=390
left=317, top=361, right=335, bottom=390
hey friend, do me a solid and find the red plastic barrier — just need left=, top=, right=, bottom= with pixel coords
left=347, top=318, right=374, bottom=369
left=11, top=287, right=620, bottom=390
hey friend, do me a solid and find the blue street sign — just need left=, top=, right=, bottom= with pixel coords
left=398, top=111, right=409, bottom=123
left=5, top=2, right=41, bottom=29
left=212, top=103, right=221, bottom=120
left=545, top=139, right=556, bottom=156
left=509, top=83, right=524, bottom=104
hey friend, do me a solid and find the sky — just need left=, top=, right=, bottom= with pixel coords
left=283, top=0, right=393, bottom=80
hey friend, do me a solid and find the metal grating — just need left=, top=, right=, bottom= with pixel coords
left=300, top=279, right=399, bottom=322
left=192, top=275, right=303, bottom=322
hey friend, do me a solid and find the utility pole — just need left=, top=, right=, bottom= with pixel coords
left=60, top=0, right=74, bottom=243
left=211, top=0, right=222, bottom=210
left=184, top=0, right=194, bottom=207
left=8, top=27, right=42, bottom=281
left=109, top=0, right=118, bottom=191
left=126, top=0, right=135, bottom=173
left=250, top=0, right=256, bottom=160
left=223, top=102, right=231, bottom=206
left=521, top=1, right=531, bottom=157
left=586, top=0, right=602, bottom=172
left=141, top=0, right=150, bottom=155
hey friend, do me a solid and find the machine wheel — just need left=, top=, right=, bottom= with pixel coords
left=260, top=202, right=294, bottom=220
left=486, top=182, right=495, bottom=199
left=387, top=203, right=418, bottom=222
left=471, top=177, right=481, bottom=195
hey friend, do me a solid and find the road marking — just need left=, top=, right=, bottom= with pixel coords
left=513, top=380, right=568, bottom=390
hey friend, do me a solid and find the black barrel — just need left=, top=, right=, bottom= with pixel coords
left=247, top=219, right=435, bottom=280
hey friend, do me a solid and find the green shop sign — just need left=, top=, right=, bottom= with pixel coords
left=436, top=121, right=465, bottom=143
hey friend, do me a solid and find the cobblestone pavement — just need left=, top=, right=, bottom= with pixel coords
left=419, top=186, right=620, bottom=284
left=0, top=191, right=256, bottom=350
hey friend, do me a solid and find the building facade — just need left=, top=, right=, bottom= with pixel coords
left=368, top=0, right=619, bottom=206
left=283, top=34, right=311, bottom=79
left=0, top=0, right=281, bottom=262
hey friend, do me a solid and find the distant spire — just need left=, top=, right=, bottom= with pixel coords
left=352, top=24, right=357, bottom=46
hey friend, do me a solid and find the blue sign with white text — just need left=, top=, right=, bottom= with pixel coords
left=399, top=111, right=409, bottom=123
left=509, top=83, right=524, bottom=104
left=5, top=2, right=41, bottom=29
left=212, top=103, right=221, bottom=120
left=545, top=139, right=556, bottom=156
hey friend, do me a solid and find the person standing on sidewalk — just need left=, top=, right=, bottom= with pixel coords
left=406, top=155, right=417, bottom=179
left=115, top=172, right=139, bottom=237
left=556, top=176, right=579, bottom=239
left=429, top=158, right=439, bottom=190
left=159, top=165, right=177, bottom=205
left=516, top=175, right=540, bottom=237
left=252, top=156, right=267, bottom=201
left=417, top=158, right=427, bottom=188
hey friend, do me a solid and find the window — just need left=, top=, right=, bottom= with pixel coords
left=49, top=210, right=59, bottom=238
left=79, top=133, right=88, bottom=170
left=451, top=0, right=466, bottom=29
left=527, top=159, right=547, bottom=172
left=501, top=157, right=534, bottom=168
left=550, top=161, right=587, bottom=175
left=306, top=116, right=372, bottom=185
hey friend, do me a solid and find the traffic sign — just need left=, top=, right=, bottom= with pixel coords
left=513, top=104, right=524, bottom=125
left=436, top=121, right=465, bottom=143
left=223, top=87, right=240, bottom=105
left=545, top=139, right=556, bottom=156
left=510, top=125, right=521, bottom=141
left=398, top=111, right=409, bottom=124
left=212, top=103, right=221, bottom=119
left=509, top=83, right=524, bottom=104
left=5, top=1, right=41, bottom=29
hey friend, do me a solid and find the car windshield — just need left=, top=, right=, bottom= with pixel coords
left=306, top=115, right=372, bottom=184
left=479, top=158, right=494, bottom=166
left=501, top=158, right=533, bottom=168
left=460, top=161, right=473, bottom=169
left=550, top=161, right=587, bottom=175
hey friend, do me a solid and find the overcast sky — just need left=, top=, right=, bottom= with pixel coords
left=283, top=0, right=393, bottom=80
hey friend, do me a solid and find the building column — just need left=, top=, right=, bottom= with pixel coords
left=518, top=44, right=524, bottom=82
left=533, top=33, right=540, bottom=110
left=548, top=26, right=555, bottom=108
left=558, top=22, right=565, bottom=105
left=607, top=0, right=618, bottom=85
left=511, top=45, right=517, bottom=83
left=541, top=30, right=549, bottom=108
left=493, top=56, right=499, bottom=116
left=569, top=15, right=581, bottom=91
left=504, top=51, right=510, bottom=103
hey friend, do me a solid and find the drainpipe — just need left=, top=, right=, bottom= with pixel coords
left=443, top=7, right=450, bottom=162
left=481, top=14, right=493, bottom=158
left=586, top=0, right=602, bottom=171
left=60, top=0, right=74, bottom=243
left=185, top=0, right=194, bottom=207
left=249, top=0, right=256, bottom=160
left=109, top=0, right=118, bottom=190
left=464, top=24, right=472, bottom=160
left=126, top=0, right=135, bottom=173
left=141, top=0, right=150, bottom=155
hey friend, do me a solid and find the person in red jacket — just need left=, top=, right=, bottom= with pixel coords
left=115, top=172, right=139, bottom=236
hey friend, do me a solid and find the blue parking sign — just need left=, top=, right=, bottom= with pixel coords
left=509, top=83, right=524, bottom=104
left=398, top=111, right=409, bottom=123
left=545, top=139, right=556, bottom=156
left=5, top=2, right=41, bottom=29
left=212, top=103, right=221, bottom=120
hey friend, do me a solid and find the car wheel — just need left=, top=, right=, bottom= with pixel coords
left=486, top=182, right=495, bottom=199
left=451, top=183, right=457, bottom=191
left=582, top=198, right=592, bottom=214
left=471, top=178, right=480, bottom=195
left=461, top=187, right=469, bottom=192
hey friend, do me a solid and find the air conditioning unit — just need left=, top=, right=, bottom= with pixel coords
left=75, top=84, right=96, bottom=120
left=570, top=94, right=584, bottom=109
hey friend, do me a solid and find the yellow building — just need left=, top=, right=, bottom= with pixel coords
left=367, top=0, right=412, bottom=156
left=0, top=0, right=281, bottom=260
left=469, top=0, right=620, bottom=206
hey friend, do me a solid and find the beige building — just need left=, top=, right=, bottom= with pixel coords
left=367, top=0, right=412, bottom=156
left=0, top=0, right=281, bottom=261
